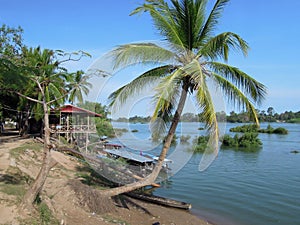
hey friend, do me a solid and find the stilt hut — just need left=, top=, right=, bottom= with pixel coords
left=50, top=104, right=102, bottom=151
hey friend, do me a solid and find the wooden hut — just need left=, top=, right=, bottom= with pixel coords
left=50, top=104, right=102, bottom=150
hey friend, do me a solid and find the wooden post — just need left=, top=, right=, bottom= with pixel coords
left=85, top=115, right=89, bottom=153
left=66, top=114, right=69, bottom=142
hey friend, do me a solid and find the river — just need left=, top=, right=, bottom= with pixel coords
left=110, top=122, right=300, bottom=225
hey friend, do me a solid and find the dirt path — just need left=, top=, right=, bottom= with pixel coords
left=0, top=133, right=29, bottom=225
left=0, top=131, right=27, bottom=172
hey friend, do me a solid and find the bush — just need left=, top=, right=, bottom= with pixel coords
left=192, top=136, right=209, bottom=153
left=273, top=127, right=288, bottom=134
left=222, top=132, right=262, bottom=150
left=229, top=124, right=258, bottom=133
left=231, top=124, right=288, bottom=135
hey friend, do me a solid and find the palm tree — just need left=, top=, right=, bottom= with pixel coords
left=101, top=0, right=266, bottom=196
left=17, top=47, right=92, bottom=210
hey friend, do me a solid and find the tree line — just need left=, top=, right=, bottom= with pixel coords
left=114, top=107, right=300, bottom=124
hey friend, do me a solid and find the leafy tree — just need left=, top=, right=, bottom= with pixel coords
left=104, top=0, right=266, bottom=196
left=3, top=46, right=92, bottom=211
left=0, top=25, right=24, bottom=122
left=77, top=101, right=115, bottom=137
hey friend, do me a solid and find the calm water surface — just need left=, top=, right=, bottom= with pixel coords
left=111, top=122, right=300, bottom=225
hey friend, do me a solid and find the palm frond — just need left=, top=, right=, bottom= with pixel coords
left=131, top=0, right=184, bottom=48
left=111, top=43, right=175, bottom=70
left=150, top=68, right=184, bottom=138
left=171, top=0, right=207, bottom=50
left=208, top=62, right=267, bottom=104
left=198, top=0, right=230, bottom=44
left=180, top=58, right=205, bottom=89
left=212, top=72, right=260, bottom=124
left=108, top=65, right=174, bottom=110
left=195, top=79, right=219, bottom=171
left=199, top=32, right=249, bottom=61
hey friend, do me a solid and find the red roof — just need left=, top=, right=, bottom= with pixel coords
left=59, top=105, right=102, bottom=117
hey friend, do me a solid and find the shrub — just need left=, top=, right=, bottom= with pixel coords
left=273, top=127, right=288, bottom=134
left=192, top=136, right=209, bottom=153
left=229, top=124, right=258, bottom=133
left=222, top=132, right=262, bottom=150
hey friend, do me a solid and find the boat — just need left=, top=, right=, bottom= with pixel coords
left=126, top=192, right=192, bottom=210
left=101, top=145, right=172, bottom=169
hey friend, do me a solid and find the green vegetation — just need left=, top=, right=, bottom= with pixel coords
left=192, top=132, right=262, bottom=153
left=10, top=142, right=42, bottom=159
left=259, top=125, right=288, bottom=134
left=192, top=136, right=210, bottom=153
left=289, top=118, right=300, bottom=123
left=230, top=124, right=288, bottom=135
left=37, top=202, right=60, bottom=225
left=77, top=101, right=115, bottom=137
left=229, top=124, right=258, bottom=133
left=227, top=107, right=300, bottom=123
left=222, top=133, right=262, bottom=149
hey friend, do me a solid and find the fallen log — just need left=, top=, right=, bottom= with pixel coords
left=126, top=192, right=192, bottom=210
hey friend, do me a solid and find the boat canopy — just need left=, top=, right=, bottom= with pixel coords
left=104, top=149, right=154, bottom=164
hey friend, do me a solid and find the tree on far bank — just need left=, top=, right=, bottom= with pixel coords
left=101, top=0, right=266, bottom=196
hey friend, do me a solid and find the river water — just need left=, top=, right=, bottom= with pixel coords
left=110, top=122, right=300, bottom=225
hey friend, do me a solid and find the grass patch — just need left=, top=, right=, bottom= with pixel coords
left=18, top=201, right=60, bottom=225
left=0, top=166, right=33, bottom=203
left=0, top=183, right=26, bottom=202
left=10, top=142, right=42, bottom=159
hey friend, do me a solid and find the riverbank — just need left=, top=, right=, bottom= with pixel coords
left=0, top=134, right=213, bottom=225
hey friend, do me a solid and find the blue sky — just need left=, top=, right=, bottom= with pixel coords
left=1, top=0, right=300, bottom=114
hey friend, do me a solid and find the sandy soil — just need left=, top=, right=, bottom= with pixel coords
left=0, top=132, right=213, bottom=225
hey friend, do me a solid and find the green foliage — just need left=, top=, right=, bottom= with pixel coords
left=162, top=133, right=178, bottom=146
left=222, top=132, right=262, bottom=150
left=288, top=118, right=300, bottom=123
left=227, top=108, right=300, bottom=123
left=129, top=115, right=151, bottom=123
left=96, top=119, right=114, bottom=137
left=77, top=101, right=115, bottom=137
left=114, top=128, right=129, bottom=136
left=192, top=135, right=209, bottom=153
left=0, top=183, right=26, bottom=201
left=258, top=125, right=288, bottom=134
left=109, top=0, right=266, bottom=158
left=258, top=124, right=288, bottom=134
left=230, top=124, right=288, bottom=135
left=10, top=142, right=42, bottom=159
left=229, top=124, right=258, bottom=132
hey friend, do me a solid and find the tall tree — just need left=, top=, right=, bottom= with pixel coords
left=0, top=25, right=24, bottom=122
left=101, top=0, right=266, bottom=196
left=10, top=46, right=92, bottom=211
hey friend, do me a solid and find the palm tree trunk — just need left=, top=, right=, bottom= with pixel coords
left=101, top=83, right=189, bottom=197
left=20, top=102, right=56, bottom=211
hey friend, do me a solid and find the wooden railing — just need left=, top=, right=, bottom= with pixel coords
left=50, top=124, right=97, bottom=133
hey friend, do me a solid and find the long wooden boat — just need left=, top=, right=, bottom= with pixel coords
left=126, top=192, right=192, bottom=210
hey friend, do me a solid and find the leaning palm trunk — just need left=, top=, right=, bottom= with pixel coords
left=20, top=103, right=56, bottom=211
left=101, top=84, right=188, bottom=197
